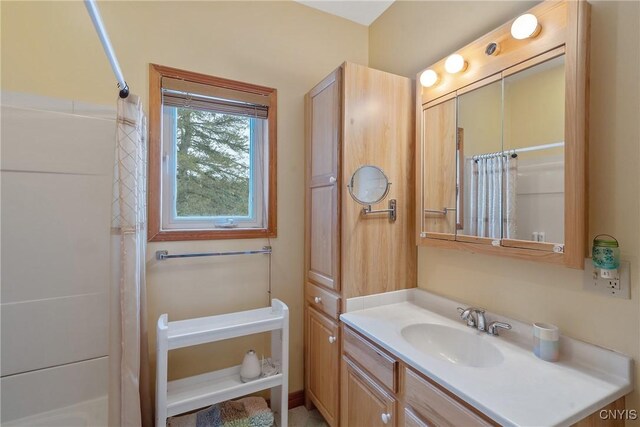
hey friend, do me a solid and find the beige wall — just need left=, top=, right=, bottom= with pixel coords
left=370, top=0, right=640, bottom=417
left=458, top=79, right=502, bottom=156
left=504, top=59, right=565, bottom=153
left=1, top=0, right=368, bottom=394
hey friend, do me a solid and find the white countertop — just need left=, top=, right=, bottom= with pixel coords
left=340, top=289, right=633, bottom=427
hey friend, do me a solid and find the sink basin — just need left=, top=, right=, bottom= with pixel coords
left=401, top=323, right=504, bottom=368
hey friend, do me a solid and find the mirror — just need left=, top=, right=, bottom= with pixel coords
left=416, top=0, right=588, bottom=267
left=457, top=79, right=503, bottom=240
left=422, top=98, right=457, bottom=237
left=421, top=54, right=566, bottom=248
left=503, top=55, right=565, bottom=245
left=348, top=165, right=390, bottom=206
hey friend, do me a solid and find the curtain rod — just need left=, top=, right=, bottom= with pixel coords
left=84, top=0, right=129, bottom=98
left=514, top=141, right=564, bottom=153
left=472, top=142, right=564, bottom=160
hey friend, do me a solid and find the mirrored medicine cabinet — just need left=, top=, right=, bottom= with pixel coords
left=416, top=0, right=590, bottom=269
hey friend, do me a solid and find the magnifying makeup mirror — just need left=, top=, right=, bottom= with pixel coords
left=347, top=165, right=396, bottom=221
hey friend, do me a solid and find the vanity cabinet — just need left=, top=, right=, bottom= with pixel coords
left=304, top=62, right=415, bottom=426
left=342, top=325, right=627, bottom=427
left=341, top=325, right=495, bottom=427
left=416, top=0, right=590, bottom=268
left=341, top=356, right=397, bottom=427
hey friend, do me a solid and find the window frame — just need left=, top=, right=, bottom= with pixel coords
left=148, top=63, right=277, bottom=241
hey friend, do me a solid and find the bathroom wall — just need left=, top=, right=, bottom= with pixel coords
left=503, top=59, right=565, bottom=152
left=1, top=0, right=368, bottom=395
left=370, top=0, right=640, bottom=416
left=0, top=92, right=114, bottom=423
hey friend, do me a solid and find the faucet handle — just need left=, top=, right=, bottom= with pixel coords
left=457, top=307, right=476, bottom=327
left=487, top=321, right=512, bottom=336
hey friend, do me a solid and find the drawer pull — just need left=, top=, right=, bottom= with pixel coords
left=329, top=176, right=336, bottom=184
left=314, top=296, right=322, bottom=304
left=328, top=335, right=336, bottom=344
left=381, top=413, right=391, bottom=424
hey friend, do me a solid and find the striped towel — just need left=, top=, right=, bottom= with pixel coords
left=167, top=396, right=274, bottom=427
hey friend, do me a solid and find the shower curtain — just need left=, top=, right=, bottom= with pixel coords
left=110, top=95, right=152, bottom=427
left=466, top=155, right=517, bottom=238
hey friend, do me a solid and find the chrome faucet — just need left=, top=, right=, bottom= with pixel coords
left=457, top=307, right=487, bottom=332
left=457, top=307, right=512, bottom=336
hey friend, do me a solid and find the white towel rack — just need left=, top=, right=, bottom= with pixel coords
left=155, top=299, right=289, bottom=426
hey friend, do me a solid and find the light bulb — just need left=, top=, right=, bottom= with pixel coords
left=444, top=54, right=467, bottom=74
left=419, top=69, right=439, bottom=87
left=511, top=14, right=541, bottom=40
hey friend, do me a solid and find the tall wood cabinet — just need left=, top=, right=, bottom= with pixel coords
left=304, top=62, right=415, bottom=427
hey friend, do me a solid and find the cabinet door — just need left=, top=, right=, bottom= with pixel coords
left=422, top=98, right=457, bottom=240
left=305, top=69, right=341, bottom=291
left=306, top=307, right=340, bottom=426
left=341, top=356, right=396, bottom=427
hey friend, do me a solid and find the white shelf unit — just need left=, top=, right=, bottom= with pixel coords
left=156, top=299, right=289, bottom=427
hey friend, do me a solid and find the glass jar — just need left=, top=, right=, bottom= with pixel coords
left=592, top=234, right=620, bottom=270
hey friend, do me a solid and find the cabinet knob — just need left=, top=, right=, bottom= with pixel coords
left=328, top=336, right=336, bottom=344
left=381, top=413, right=391, bottom=424
left=314, top=296, right=322, bottom=304
left=329, top=176, right=336, bottom=184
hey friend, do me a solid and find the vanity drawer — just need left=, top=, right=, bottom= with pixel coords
left=305, top=282, right=340, bottom=319
left=343, top=326, right=397, bottom=392
left=403, top=367, right=495, bottom=427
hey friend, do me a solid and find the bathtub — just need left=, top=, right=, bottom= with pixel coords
left=2, top=396, right=107, bottom=427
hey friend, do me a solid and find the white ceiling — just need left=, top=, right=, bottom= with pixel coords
left=295, top=0, right=395, bottom=26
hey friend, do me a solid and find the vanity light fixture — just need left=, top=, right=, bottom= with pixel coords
left=420, top=69, right=439, bottom=87
left=444, top=54, right=467, bottom=74
left=511, top=13, right=541, bottom=40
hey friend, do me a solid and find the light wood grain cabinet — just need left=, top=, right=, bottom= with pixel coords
left=306, top=68, right=341, bottom=292
left=304, top=62, right=415, bottom=426
left=306, top=307, right=340, bottom=426
left=416, top=0, right=590, bottom=268
left=341, top=356, right=397, bottom=427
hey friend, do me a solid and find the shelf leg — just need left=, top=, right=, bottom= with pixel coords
left=156, top=314, right=169, bottom=426
left=270, top=302, right=289, bottom=427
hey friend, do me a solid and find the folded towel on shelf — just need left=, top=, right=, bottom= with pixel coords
left=167, top=396, right=274, bottom=427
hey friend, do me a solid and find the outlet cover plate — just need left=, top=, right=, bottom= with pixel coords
left=583, top=258, right=630, bottom=299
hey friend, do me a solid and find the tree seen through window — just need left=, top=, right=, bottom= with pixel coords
left=175, top=107, right=251, bottom=218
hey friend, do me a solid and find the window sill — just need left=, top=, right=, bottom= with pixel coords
left=148, top=228, right=276, bottom=242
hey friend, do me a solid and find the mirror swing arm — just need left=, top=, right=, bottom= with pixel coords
left=362, top=199, right=397, bottom=222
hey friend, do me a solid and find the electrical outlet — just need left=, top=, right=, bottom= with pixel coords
left=583, top=258, right=630, bottom=299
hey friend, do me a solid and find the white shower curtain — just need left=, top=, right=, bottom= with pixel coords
left=467, top=155, right=517, bottom=238
left=110, top=95, right=152, bottom=427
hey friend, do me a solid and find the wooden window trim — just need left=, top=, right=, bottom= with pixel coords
left=148, top=63, right=277, bottom=241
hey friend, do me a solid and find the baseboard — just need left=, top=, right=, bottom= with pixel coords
left=288, top=390, right=305, bottom=409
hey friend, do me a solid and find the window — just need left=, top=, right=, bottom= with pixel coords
left=148, top=64, right=277, bottom=241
